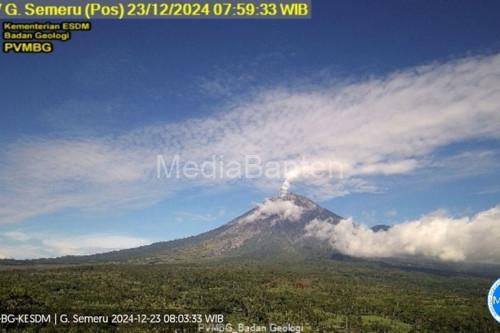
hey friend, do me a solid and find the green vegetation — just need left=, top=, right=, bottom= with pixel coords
left=0, top=259, right=498, bottom=332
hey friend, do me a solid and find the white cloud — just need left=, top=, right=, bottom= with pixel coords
left=0, top=244, right=46, bottom=260
left=241, top=198, right=303, bottom=224
left=423, top=149, right=500, bottom=181
left=175, top=211, right=216, bottom=222
left=384, top=210, right=398, bottom=217
left=198, top=68, right=255, bottom=98
left=1, top=54, right=500, bottom=223
left=305, top=204, right=500, bottom=263
left=41, top=235, right=149, bottom=256
left=0, top=233, right=151, bottom=259
left=2, top=231, right=31, bottom=241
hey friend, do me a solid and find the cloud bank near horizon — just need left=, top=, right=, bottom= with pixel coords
left=0, top=232, right=150, bottom=259
left=1, top=54, right=500, bottom=223
left=305, top=204, right=500, bottom=263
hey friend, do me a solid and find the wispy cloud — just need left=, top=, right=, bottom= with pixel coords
left=1, top=54, right=500, bottom=223
left=422, top=149, right=500, bottom=182
left=474, top=187, right=500, bottom=195
left=305, top=204, right=500, bottom=263
left=0, top=232, right=150, bottom=259
left=198, top=68, right=255, bottom=98
left=384, top=210, right=398, bottom=217
left=175, top=211, right=217, bottom=222
left=2, top=231, right=31, bottom=242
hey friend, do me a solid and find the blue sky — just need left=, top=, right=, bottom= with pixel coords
left=1, top=1, right=500, bottom=258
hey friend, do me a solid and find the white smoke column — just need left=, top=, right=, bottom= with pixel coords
left=279, top=167, right=303, bottom=197
left=305, top=204, right=500, bottom=263
left=279, top=160, right=345, bottom=197
left=279, top=163, right=328, bottom=197
left=279, top=179, right=290, bottom=197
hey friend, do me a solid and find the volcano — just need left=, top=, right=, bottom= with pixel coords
left=119, top=193, right=343, bottom=263
left=5, top=194, right=499, bottom=278
left=22, top=193, right=343, bottom=264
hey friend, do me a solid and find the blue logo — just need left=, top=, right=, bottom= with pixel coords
left=488, top=279, right=500, bottom=323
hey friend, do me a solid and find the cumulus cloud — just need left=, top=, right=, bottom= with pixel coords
left=305, top=205, right=500, bottom=263
left=1, top=54, right=500, bottom=223
left=0, top=232, right=150, bottom=259
left=241, top=198, right=303, bottom=224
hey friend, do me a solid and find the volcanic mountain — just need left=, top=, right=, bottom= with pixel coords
left=19, top=193, right=344, bottom=264
left=4, top=194, right=498, bottom=277
left=117, top=193, right=342, bottom=263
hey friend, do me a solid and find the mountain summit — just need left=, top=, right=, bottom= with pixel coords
left=212, top=193, right=343, bottom=259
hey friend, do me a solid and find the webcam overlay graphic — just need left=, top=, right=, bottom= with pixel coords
left=1, top=1, right=500, bottom=332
